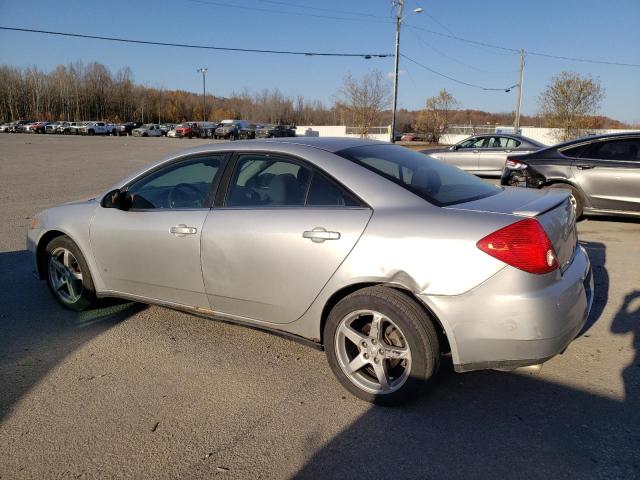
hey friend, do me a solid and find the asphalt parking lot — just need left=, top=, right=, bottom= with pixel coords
left=0, top=134, right=638, bottom=479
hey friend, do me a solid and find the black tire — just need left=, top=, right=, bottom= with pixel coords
left=547, top=183, right=584, bottom=219
left=324, top=286, right=440, bottom=405
left=44, top=235, right=97, bottom=311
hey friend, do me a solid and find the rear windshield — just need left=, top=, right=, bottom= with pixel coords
left=336, top=144, right=501, bottom=207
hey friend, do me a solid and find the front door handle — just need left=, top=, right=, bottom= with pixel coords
left=576, top=164, right=595, bottom=170
left=170, top=224, right=197, bottom=236
left=303, top=227, right=341, bottom=243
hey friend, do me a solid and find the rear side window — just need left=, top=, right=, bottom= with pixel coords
left=585, top=139, right=640, bottom=161
left=561, top=144, right=589, bottom=158
left=227, top=155, right=310, bottom=207
left=336, top=144, right=501, bottom=207
left=307, top=173, right=360, bottom=207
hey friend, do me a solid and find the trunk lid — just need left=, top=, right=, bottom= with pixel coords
left=446, top=187, right=578, bottom=271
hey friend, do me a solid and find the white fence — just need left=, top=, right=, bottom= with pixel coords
left=295, top=125, right=390, bottom=142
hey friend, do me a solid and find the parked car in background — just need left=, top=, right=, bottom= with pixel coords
left=401, top=133, right=422, bottom=142
left=19, top=122, right=37, bottom=133
left=10, top=120, right=32, bottom=133
left=501, top=132, right=640, bottom=218
left=238, top=123, right=262, bottom=140
left=30, top=121, right=49, bottom=134
left=0, top=122, right=13, bottom=133
left=46, top=122, right=64, bottom=134
left=174, top=122, right=200, bottom=139
left=197, top=122, right=217, bottom=139
left=159, top=123, right=176, bottom=136
left=57, top=121, right=85, bottom=135
left=166, top=128, right=179, bottom=138
left=132, top=124, right=162, bottom=137
left=255, top=124, right=296, bottom=138
left=423, top=134, right=545, bottom=177
left=117, top=122, right=142, bottom=136
left=79, top=122, right=115, bottom=136
left=214, top=120, right=251, bottom=140
left=27, top=137, right=591, bottom=405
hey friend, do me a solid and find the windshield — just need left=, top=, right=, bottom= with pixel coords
left=336, top=144, right=501, bottom=207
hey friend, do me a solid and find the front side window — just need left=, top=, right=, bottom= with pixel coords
left=126, top=156, right=223, bottom=209
left=337, top=144, right=501, bottom=207
left=226, top=155, right=310, bottom=207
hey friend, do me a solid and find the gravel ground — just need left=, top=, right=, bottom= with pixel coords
left=0, top=134, right=638, bottom=479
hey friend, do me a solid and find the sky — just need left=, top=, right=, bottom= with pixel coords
left=1, top=0, right=639, bottom=123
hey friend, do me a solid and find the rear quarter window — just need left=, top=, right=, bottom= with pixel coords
left=336, top=144, right=501, bottom=207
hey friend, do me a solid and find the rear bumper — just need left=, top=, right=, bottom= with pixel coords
left=421, top=245, right=593, bottom=372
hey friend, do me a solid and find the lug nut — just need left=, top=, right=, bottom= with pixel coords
left=361, top=341, right=368, bottom=348
left=373, top=357, right=379, bottom=364
left=363, top=353, right=369, bottom=359
left=379, top=348, right=385, bottom=355
left=371, top=339, right=377, bottom=345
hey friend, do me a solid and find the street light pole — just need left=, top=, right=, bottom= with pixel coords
left=197, top=67, right=208, bottom=121
left=513, top=49, right=525, bottom=133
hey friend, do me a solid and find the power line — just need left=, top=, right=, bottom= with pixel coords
left=400, top=53, right=518, bottom=91
left=409, top=30, right=518, bottom=75
left=0, top=26, right=391, bottom=58
left=184, top=0, right=393, bottom=24
left=406, top=24, right=640, bottom=67
left=253, top=0, right=390, bottom=19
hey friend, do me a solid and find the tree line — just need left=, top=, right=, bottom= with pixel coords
left=0, top=61, right=339, bottom=125
left=0, top=62, right=633, bottom=140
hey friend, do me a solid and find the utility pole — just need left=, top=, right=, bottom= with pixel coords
left=197, top=67, right=208, bottom=121
left=390, top=1, right=421, bottom=143
left=390, top=0, right=404, bottom=143
left=513, top=49, right=525, bottom=133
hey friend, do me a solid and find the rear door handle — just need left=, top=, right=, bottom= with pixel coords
left=170, top=224, right=197, bottom=236
left=303, top=227, right=341, bottom=243
left=576, top=164, right=595, bottom=170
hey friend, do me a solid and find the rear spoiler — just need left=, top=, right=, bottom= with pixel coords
left=513, top=190, right=568, bottom=217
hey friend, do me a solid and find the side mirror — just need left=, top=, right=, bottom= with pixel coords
left=451, top=145, right=459, bottom=151
left=102, top=188, right=131, bottom=210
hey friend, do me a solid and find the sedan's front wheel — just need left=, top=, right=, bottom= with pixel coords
left=46, top=236, right=97, bottom=311
left=325, top=286, right=439, bottom=405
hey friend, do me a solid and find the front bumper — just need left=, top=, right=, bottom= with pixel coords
left=422, top=245, right=593, bottom=372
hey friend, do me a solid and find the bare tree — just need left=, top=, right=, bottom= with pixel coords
left=414, top=89, right=458, bottom=143
left=335, top=70, right=391, bottom=137
left=538, top=71, right=605, bottom=141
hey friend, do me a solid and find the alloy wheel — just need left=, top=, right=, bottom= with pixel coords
left=48, top=247, right=84, bottom=304
left=335, top=309, right=412, bottom=395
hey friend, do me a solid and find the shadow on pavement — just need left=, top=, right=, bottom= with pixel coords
left=0, top=250, right=145, bottom=422
left=295, top=241, right=640, bottom=479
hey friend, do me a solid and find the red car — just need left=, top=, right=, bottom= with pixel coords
left=401, top=133, right=421, bottom=142
left=174, top=122, right=200, bottom=139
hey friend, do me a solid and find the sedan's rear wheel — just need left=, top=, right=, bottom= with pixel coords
left=325, top=286, right=439, bottom=405
left=45, top=236, right=96, bottom=311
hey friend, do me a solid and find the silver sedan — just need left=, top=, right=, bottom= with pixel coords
left=424, top=133, right=545, bottom=177
left=27, top=138, right=592, bottom=404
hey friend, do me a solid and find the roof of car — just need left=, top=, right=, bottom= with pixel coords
left=559, top=131, right=640, bottom=146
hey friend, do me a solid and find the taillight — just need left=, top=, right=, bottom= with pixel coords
left=505, top=157, right=527, bottom=169
left=476, top=218, right=558, bottom=274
